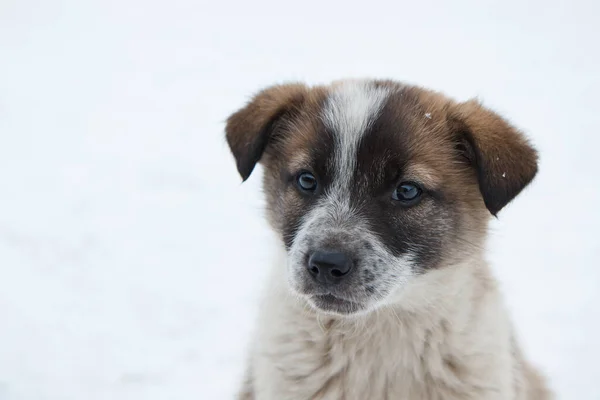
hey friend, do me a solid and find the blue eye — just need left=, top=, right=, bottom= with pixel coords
left=392, top=182, right=422, bottom=204
left=296, top=172, right=318, bottom=192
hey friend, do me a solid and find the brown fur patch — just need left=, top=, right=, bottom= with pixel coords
left=449, top=99, right=539, bottom=215
left=225, top=83, right=309, bottom=180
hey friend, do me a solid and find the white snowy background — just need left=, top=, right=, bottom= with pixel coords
left=1, top=0, right=599, bottom=399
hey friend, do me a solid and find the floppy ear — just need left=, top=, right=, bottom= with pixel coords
left=225, top=83, right=308, bottom=181
left=450, top=100, right=539, bottom=216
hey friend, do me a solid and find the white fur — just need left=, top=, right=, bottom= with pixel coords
left=323, top=80, right=390, bottom=192
left=240, top=244, right=549, bottom=400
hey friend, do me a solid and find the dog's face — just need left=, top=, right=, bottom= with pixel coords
left=226, top=80, right=538, bottom=315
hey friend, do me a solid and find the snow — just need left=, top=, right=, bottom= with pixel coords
left=1, top=0, right=599, bottom=399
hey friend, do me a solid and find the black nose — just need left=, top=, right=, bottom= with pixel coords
left=307, top=251, right=353, bottom=284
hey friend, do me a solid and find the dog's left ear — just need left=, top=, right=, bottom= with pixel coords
left=225, top=83, right=308, bottom=181
left=450, top=100, right=538, bottom=216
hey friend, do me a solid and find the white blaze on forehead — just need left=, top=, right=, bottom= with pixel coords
left=322, top=81, right=390, bottom=190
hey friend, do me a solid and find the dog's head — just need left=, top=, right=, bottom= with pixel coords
left=225, top=79, right=538, bottom=315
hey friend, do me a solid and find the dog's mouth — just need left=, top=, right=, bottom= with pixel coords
left=309, top=293, right=365, bottom=315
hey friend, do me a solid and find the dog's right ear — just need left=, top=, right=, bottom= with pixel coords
left=225, top=83, right=308, bottom=181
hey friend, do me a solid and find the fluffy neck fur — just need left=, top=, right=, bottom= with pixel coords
left=240, top=241, right=547, bottom=400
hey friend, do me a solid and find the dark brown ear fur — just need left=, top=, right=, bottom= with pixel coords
left=225, top=83, right=307, bottom=181
left=450, top=100, right=538, bottom=216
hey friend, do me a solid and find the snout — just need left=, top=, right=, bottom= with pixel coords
left=287, top=212, right=394, bottom=314
left=307, top=250, right=353, bottom=284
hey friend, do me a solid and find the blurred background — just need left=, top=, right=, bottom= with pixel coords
left=1, top=0, right=599, bottom=398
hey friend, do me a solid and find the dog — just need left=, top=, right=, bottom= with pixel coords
left=225, top=79, right=552, bottom=399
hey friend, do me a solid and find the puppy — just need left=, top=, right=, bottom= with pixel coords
left=225, top=79, right=552, bottom=400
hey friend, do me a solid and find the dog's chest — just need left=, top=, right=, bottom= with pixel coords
left=253, top=314, right=453, bottom=400
left=249, top=267, right=511, bottom=400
